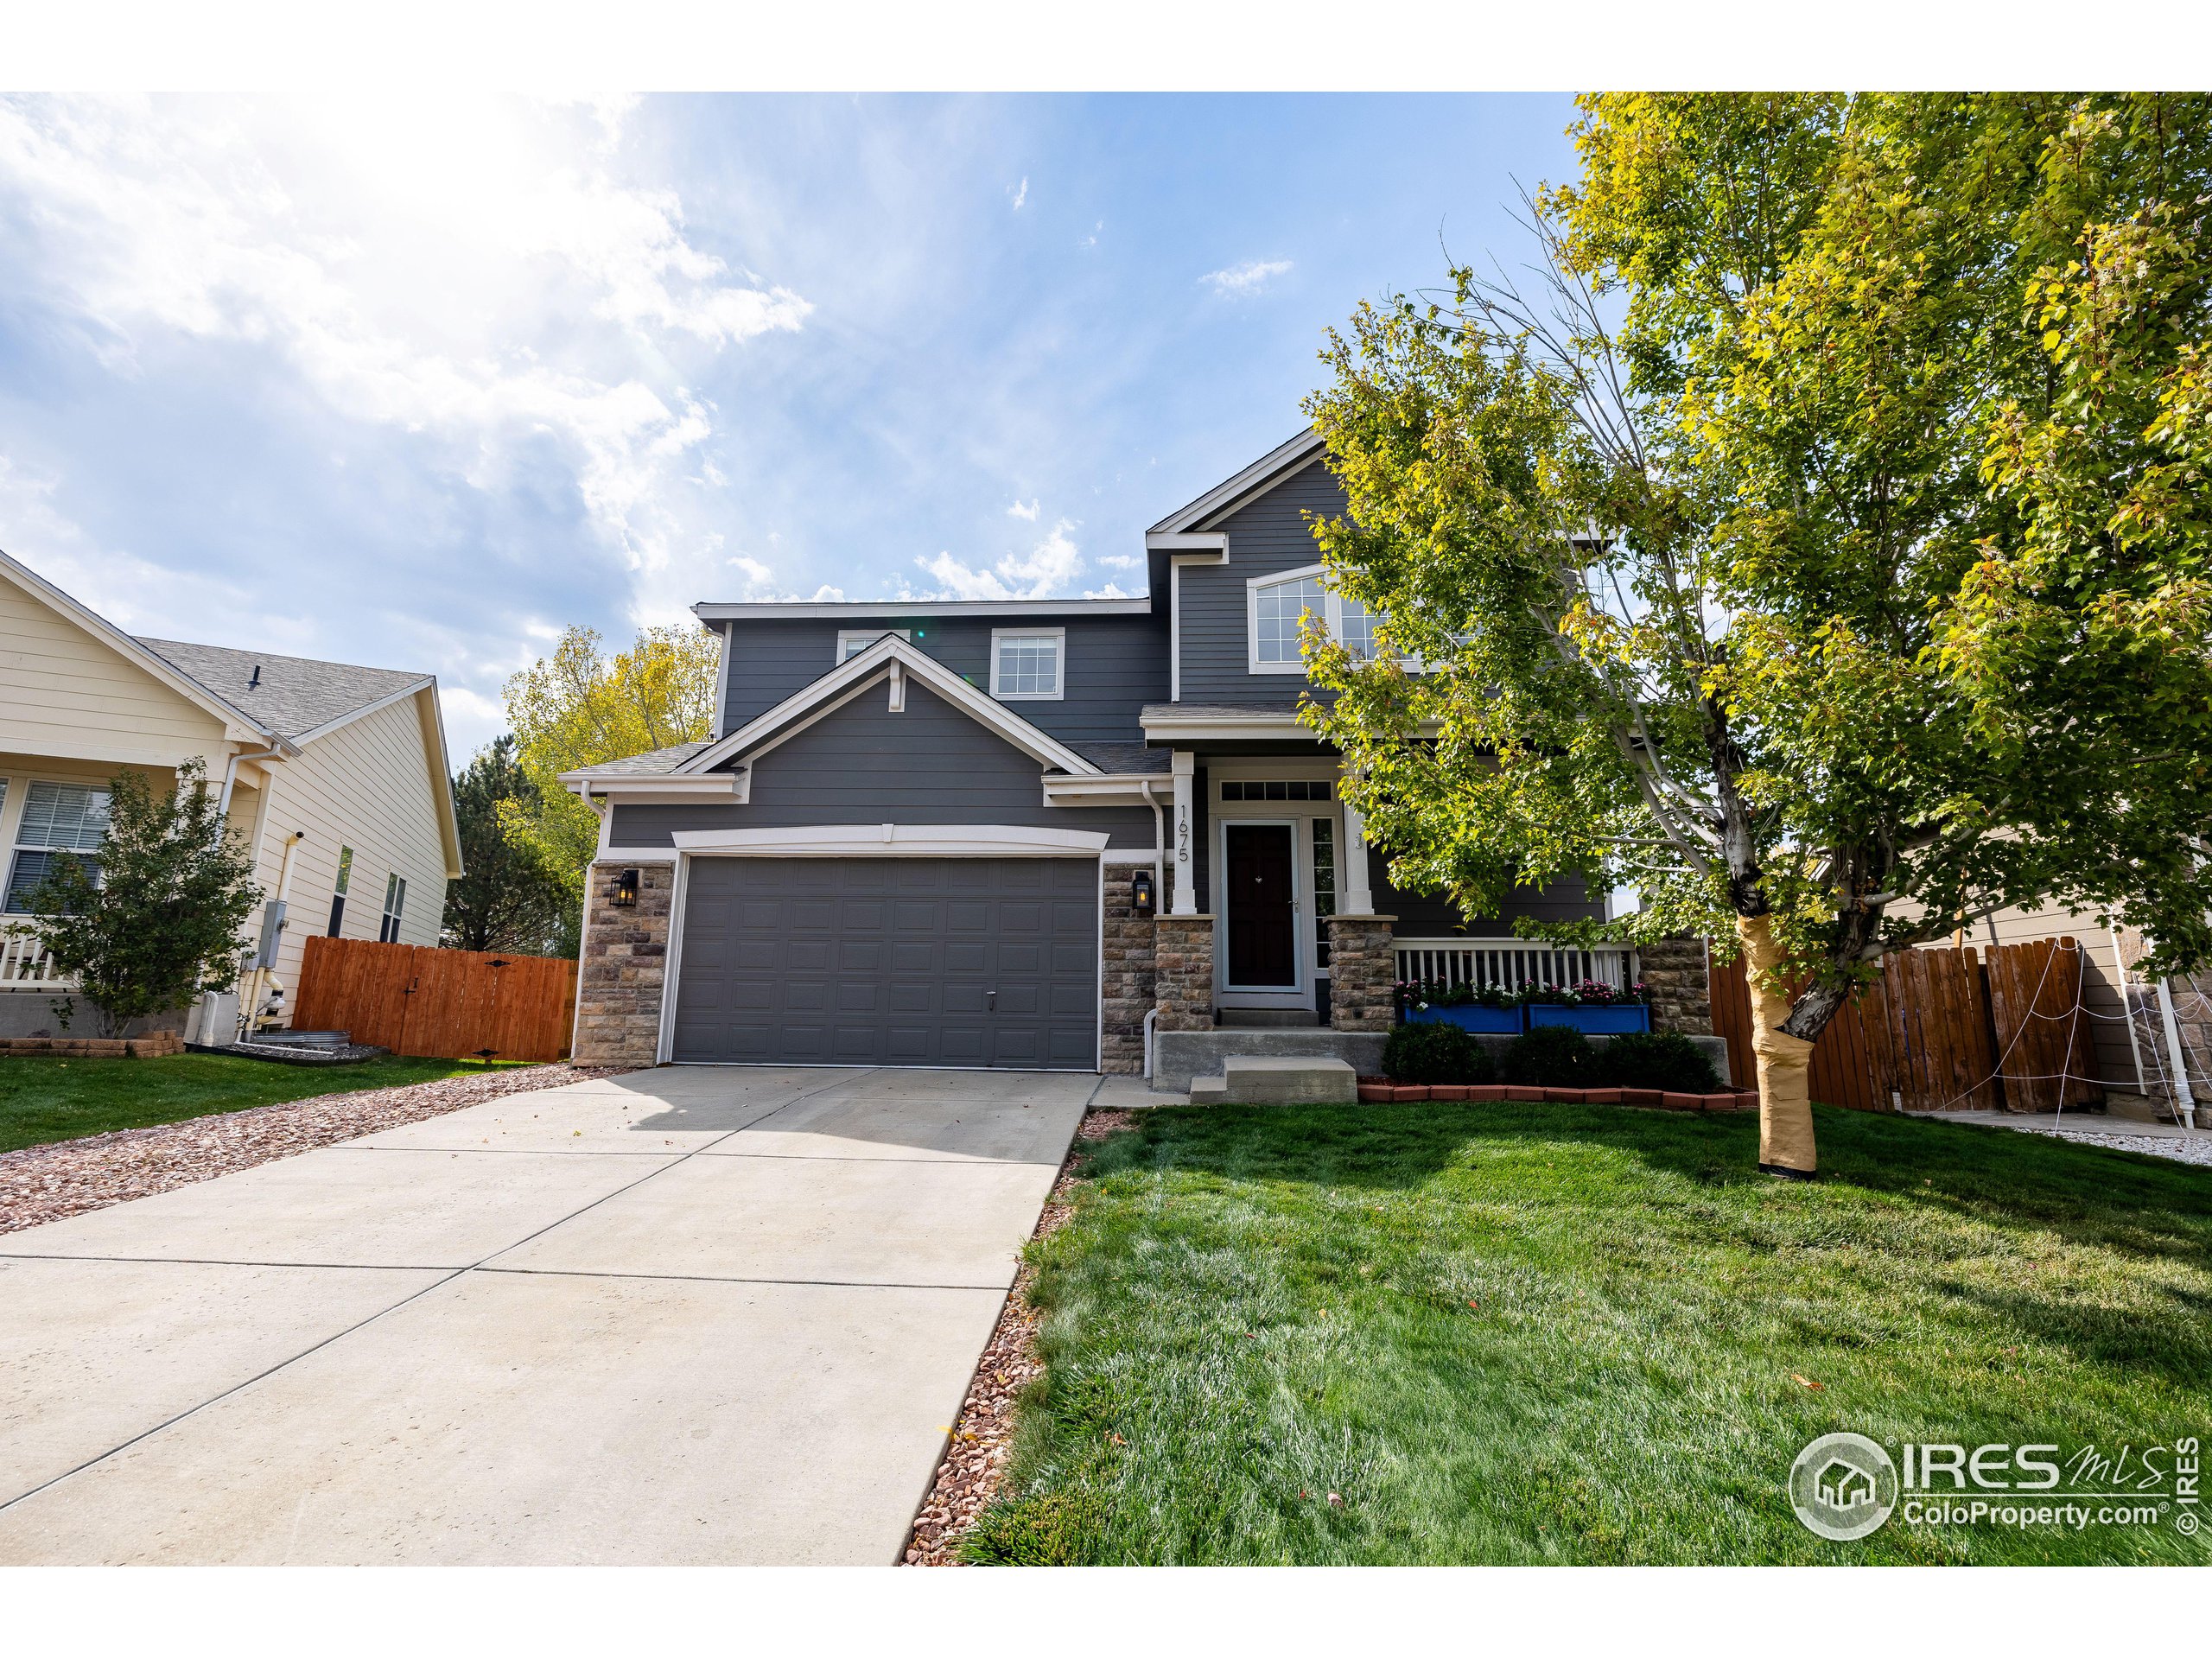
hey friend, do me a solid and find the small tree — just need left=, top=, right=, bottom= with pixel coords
left=29, top=758, right=261, bottom=1038
left=1305, top=93, right=2212, bottom=1176
left=500, top=624, right=721, bottom=908
left=442, top=735, right=576, bottom=955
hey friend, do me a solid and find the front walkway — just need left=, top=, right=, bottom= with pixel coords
left=0, top=1065, right=1092, bottom=1564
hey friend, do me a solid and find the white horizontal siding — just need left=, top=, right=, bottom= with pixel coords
left=249, top=691, right=452, bottom=1007
left=0, top=580, right=230, bottom=760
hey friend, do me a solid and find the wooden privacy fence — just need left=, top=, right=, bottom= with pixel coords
left=1709, top=937, right=2101, bottom=1115
left=292, top=936, right=578, bottom=1062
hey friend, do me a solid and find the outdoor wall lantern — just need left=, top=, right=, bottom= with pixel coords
left=1131, top=868, right=1156, bottom=918
left=611, top=868, right=641, bottom=909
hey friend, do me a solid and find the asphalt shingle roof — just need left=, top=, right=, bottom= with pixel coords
left=1066, top=742, right=1171, bottom=774
left=136, top=638, right=429, bottom=742
left=563, top=741, right=718, bottom=779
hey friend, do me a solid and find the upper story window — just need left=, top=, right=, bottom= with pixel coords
left=990, top=628, right=1065, bottom=700
left=378, top=872, right=408, bottom=944
left=5, top=782, right=110, bottom=913
left=836, top=628, right=911, bottom=663
left=1248, top=565, right=1379, bottom=674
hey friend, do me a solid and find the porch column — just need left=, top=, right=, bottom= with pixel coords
left=1338, top=772, right=1376, bottom=915
left=1170, top=749, right=1197, bottom=916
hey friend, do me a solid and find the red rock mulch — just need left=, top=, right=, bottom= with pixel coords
left=903, top=1106, right=1136, bottom=1566
left=0, top=1062, right=620, bottom=1236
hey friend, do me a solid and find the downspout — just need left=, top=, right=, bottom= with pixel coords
left=2155, top=976, right=2199, bottom=1130
left=195, top=741, right=285, bottom=1045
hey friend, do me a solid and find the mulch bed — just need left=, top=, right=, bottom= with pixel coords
left=0, top=1063, right=620, bottom=1237
left=904, top=1106, right=1135, bottom=1566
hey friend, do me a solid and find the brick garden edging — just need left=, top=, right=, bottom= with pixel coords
left=0, top=1033, right=182, bottom=1058
left=1353, top=1082, right=1760, bottom=1113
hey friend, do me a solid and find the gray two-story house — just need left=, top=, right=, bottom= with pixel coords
left=563, top=431, right=1620, bottom=1084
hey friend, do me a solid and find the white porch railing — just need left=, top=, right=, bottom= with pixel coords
left=1, top=923, right=73, bottom=989
left=1394, top=938, right=1637, bottom=995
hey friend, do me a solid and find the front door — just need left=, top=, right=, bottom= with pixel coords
left=1224, top=823, right=1297, bottom=987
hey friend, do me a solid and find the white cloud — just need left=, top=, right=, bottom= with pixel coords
left=1006, top=498, right=1039, bottom=521
left=1079, top=219, right=1101, bottom=249
left=1202, top=257, right=1293, bottom=296
left=918, top=518, right=1086, bottom=601
left=1097, top=552, right=1141, bottom=570
left=0, top=93, right=808, bottom=627
left=1009, top=175, right=1027, bottom=210
left=725, top=554, right=774, bottom=586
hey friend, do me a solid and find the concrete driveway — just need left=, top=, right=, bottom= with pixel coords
left=0, top=1065, right=1094, bottom=1565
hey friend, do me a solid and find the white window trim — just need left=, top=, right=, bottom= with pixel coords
left=5, top=777, right=112, bottom=915
left=1245, top=563, right=1411, bottom=675
left=989, top=626, right=1066, bottom=702
left=835, top=627, right=912, bottom=664
left=1247, top=564, right=1337, bottom=675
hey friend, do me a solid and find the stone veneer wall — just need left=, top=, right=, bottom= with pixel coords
left=1154, top=915, right=1216, bottom=1033
left=572, top=860, right=676, bottom=1069
left=1638, top=936, right=1713, bottom=1036
left=1325, top=915, right=1396, bottom=1033
left=1102, top=874, right=1157, bottom=1075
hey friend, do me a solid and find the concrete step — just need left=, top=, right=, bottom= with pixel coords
left=1191, top=1054, right=1358, bottom=1106
left=1218, top=1009, right=1319, bottom=1028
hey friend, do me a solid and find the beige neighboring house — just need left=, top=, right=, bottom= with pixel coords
left=0, top=548, right=462, bottom=1040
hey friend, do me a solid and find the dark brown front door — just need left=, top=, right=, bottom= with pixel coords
left=1224, top=823, right=1297, bottom=987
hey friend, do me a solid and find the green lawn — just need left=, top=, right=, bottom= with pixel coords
left=0, top=1052, right=525, bottom=1155
left=967, top=1102, right=2212, bottom=1566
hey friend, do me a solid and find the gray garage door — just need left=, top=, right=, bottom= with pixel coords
left=670, top=856, right=1099, bottom=1069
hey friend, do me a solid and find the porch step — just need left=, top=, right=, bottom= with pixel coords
left=1218, top=1009, right=1319, bottom=1028
left=1190, top=1054, right=1358, bottom=1107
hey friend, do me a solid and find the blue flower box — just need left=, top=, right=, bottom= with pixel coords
left=1402, top=1002, right=1523, bottom=1034
left=1525, top=1002, right=1651, bottom=1035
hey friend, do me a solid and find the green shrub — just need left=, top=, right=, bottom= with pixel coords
left=1590, top=1030, right=1722, bottom=1093
left=1499, top=1024, right=1594, bottom=1087
left=1382, top=1019, right=1494, bottom=1084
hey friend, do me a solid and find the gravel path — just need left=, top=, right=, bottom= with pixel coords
left=905, top=1107, right=1135, bottom=1567
left=0, top=1063, right=620, bottom=1237
left=2009, top=1125, right=2212, bottom=1168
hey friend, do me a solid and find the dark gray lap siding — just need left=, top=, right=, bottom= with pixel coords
left=718, top=614, right=1168, bottom=745
left=609, top=679, right=1156, bottom=849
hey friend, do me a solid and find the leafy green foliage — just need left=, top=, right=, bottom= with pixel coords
left=1592, top=1030, right=1721, bottom=1093
left=966, top=1103, right=2211, bottom=1564
left=442, top=735, right=576, bottom=955
left=500, top=625, right=721, bottom=899
left=1500, top=1025, right=1595, bottom=1086
left=27, top=759, right=259, bottom=1038
left=1382, top=1019, right=1494, bottom=1084
left=1302, top=93, right=2212, bottom=1042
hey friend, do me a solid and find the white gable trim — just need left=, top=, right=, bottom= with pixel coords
left=1146, top=429, right=1326, bottom=536
left=675, top=632, right=1102, bottom=778
left=669, top=823, right=1110, bottom=858
left=288, top=676, right=438, bottom=747
left=0, top=547, right=289, bottom=749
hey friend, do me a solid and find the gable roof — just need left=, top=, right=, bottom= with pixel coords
left=1147, top=429, right=1326, bottom=538
left=562, top=740, right=718, bottom=780
left=0, top=546, right=288, bottom=747
left=135, top=638, right=433, bottom=744
left=677, top=630, right=1103, bottom=779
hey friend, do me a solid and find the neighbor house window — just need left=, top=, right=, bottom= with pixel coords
left=328, top=845, right=353, bottom=937
left=990, top=628, right=1065, bottom=700
left=1249, top=567, right=1384, bottom=671
left=378, top=872, right=407, bottom=943
left=836, top=628, right=911, bottom=663
left=5, top=783, right=110, bottom=913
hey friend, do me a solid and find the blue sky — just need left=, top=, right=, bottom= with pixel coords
left=0, top=92, right=1579, bottom=755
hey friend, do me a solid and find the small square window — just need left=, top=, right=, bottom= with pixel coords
left=990, top=629, right=1064, bottom=700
